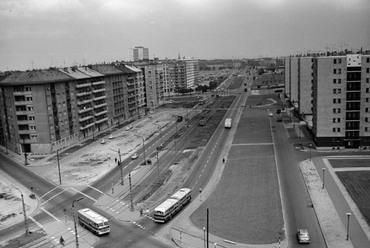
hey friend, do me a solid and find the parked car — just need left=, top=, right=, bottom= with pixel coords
left=269, top=112, right=273, bottom=117
left=297, top=229, right=310, bottom=244
left=131, top=153, right=138, bottom=160
left=108, top=134, right=114, bottom=139
left=125, top=124, right=133, bottom=131
left=100, top=139, right=106, bottom=144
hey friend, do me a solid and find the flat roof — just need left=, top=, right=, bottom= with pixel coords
left=154, top=198, right=178, bottom=213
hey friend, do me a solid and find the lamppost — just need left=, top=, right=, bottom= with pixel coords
left=153, top=123, right=163, bottom=147
left=129, top=172, right=134, bottom=211
left=322, top=168, right=326, bottom=189
left=118, top=149, right=123, bottom=185
left=72, top=197, right=83, bottom=248
left=131, top=132, right=146, bottom=165
left=56, top=149, right=62, bottom=185
left=12, top=186, right=29, bottom=235
left=203, top=227, right=206, bottom=248
left=346, top=212, right=351, bottom=240
left=156, top=151, right=160, bottom=184
left=308, top=143, right=313, bottom=161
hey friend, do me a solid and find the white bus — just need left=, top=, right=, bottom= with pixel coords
left=153, top=188, right=192, bottom=223
left=77, top=208, right=110, bottom=235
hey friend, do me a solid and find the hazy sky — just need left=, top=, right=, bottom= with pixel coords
left=1, top=0, right=369, bottom=71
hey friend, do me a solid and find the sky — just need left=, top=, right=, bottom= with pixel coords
left=1, top=0, right=369, bottom=71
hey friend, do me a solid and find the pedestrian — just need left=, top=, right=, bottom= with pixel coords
left=140, top=209, right=143, bottom=216
left=60, top=236, right=65, bottom=245
left=115, top=158, right=117, bottom=163
left=222, top=158, right=225, bottom=164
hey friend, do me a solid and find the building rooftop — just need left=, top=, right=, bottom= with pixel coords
left=89, top=64, right=123, bottom=75
left=0, top=69, right=72, bottom=85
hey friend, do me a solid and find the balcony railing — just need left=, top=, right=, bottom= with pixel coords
left=93, top=95, right=106, bottom=101
left=95, top=117, right=108, bottom=124
left=79, top=115, right=93, bottom=122
left=76, top=82, right=92, bottom=88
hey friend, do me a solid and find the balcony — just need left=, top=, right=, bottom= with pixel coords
left=14, top=101, right=32, bottom=106
left=79, top=115, right=93, bottom=122
left=76, top=91, right=91, bottom=97
left=78, top=107, right=93, bottom=114
left=95, top=117, right=108, bottom=124
left=80, top=122, right=94, bottom=130
left=94, top=102, right=107, bottom=109
left=92, top=88, right=105, bottom=93
left=76, top=82, right=92, bottom=89
left=93, top=95, right=106, bottom=101
left=94, top=110, right=107, bottom=116
left=92, top=80, right=105, bottom=86
left=77, top=98, right=93, bottom=105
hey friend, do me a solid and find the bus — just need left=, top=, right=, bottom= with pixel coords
left=77, top=208, right=110, bottom=235
left=153, top=188, right=192, bottom=223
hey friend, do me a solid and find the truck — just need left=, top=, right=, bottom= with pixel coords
left=225, top=118, right=232, bottom=129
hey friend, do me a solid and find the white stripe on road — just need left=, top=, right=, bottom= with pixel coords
left=29, top=216, right=43, bottom=229
left=41, top=207, right=60, bottom=222
left=69, top=187, right=97, bottom=202
left=41, top=187, right=70, bottom=205
left=40, top=186, right=60, bottom=199
left=87, top=185, right=104, bottom=194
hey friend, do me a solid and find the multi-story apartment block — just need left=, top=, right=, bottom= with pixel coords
left=168, top=59, right=200, bottom=89
left=115, top=64, right=146, bottom=118
left=285, top=53, right=370, bottom=149
left=133, top=46, right=149, bottom=61
left=0, top=64, right=144, bottom=154
left=132, top=61, right=167, bottom=110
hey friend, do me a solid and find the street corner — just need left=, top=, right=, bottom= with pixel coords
left=116, top=207, right=142, bottom=223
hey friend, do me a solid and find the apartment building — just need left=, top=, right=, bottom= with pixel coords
left=168, top=59, right=200, bottom=89
left=133, top=46, right=149, bottom=61
left=0, top=64, right=144, bottom=154
left=132, top=61, right=168, bottom=110
left=285, top=53, right=370, bottom=149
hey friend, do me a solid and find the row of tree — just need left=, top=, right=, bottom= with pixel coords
left=174, top=80, right=220, bottom=94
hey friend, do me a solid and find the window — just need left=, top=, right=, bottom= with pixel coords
left=367, top=88, right=370, bottom=93
left=366, top=117, right=369, bottom=122
left=333, top=79, right=336, bottom=84
left=338, top=79, right=341, bottom=84
left=366, top=127, right=369, bottom=132
left=367, top=78, right=369, bottom=83
left=367, top=68, right=370, bottom=73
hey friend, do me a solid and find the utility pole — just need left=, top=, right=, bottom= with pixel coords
left=118, top=149, right=123, bottom=185
left=57, top=149, right=62, bottom=185
left=13, top=186, right=29, bottom=235
left=129, top=173, right=134, bottom=211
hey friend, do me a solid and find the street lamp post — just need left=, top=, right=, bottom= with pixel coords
left=72, top=197, right=83, bottom=248
left=131, top=133, right=146, bottom=165
left=203, top=227, right=206, bottom=248
left=118, top=149, right=123, bottom=185
left=322, top=168, right=326, bottom=189
left=56, top=149, right=62, bottom=185
left=12, top=186, right=29, bottom=235
left=346, top=212, right=351, bottom=240
left=129, top=172, right=134, bottom=211
left=156, top=151, right=160, bottom=184
left=153, top=123, right=163, bottom=147
left=308, top=143, right=313, bottom=161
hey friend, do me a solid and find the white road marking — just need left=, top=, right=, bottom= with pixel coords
left=29, top=216, right=43, bottom=229
left=41, top=207, right=60, bottom=222
left=69, top=187, right=97, bottom=202
left=87, top=185, right=104, bottom=194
